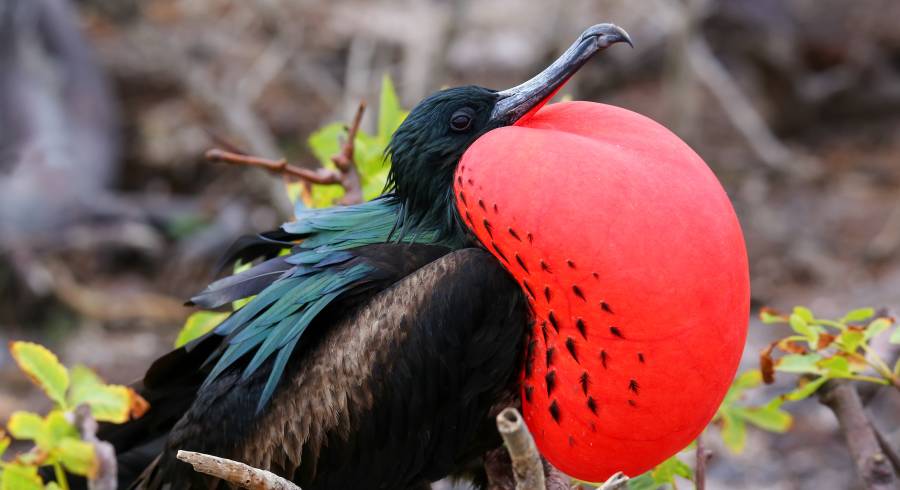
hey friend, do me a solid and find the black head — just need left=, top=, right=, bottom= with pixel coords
left=385, top=24, right=632, bottom=239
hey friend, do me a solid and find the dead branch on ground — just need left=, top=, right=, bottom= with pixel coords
left=176, top=450, right=300, bottom=490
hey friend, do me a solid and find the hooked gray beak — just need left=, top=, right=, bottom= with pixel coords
left=490, top=23, right=632, bottom=125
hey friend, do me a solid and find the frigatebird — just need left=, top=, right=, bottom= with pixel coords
left=103, top=21, right=750, bottom=489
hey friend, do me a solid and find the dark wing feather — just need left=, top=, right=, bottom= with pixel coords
left=108, top=242, right=453, bottom=490
left=137, top=248, right=528, bottom=490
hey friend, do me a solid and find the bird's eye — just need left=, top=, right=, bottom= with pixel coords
left=450, top=109, right=474, bottom=132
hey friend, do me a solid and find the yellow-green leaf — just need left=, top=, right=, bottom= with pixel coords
left=735, top=403, right=792, bottom=432
left=175, top=311, right=229, bottom=348
left=891, top=326, right=900, bottom=345
left=819, top=356, right=852, bottom=378
left=759, top=308, right=786, bottom=324
left=68, top=365, right=148, bottom=422
left=377, top=74, right=408, bottom=144
left=0, top=463, right=43, bottom=490
left=45, top=483, right=62, bottom=490
left=6, top=411, right=44, bottom=441
left=58, top=438, right=98, bottom=477
left=784, top=376, right=829, bottom=401
left=789, top=313, right=819, bottom=347
left=837, top=329, right=865, bottom=353
left=0, top=431, right=10, bottom=458
left=37, top=411, right=77, bottom=451
left=9, top=342, right=69, bottom=408
left=720, top=410, right=747, bottom=454
left=776, top=353, right=823, bottom=374
left=792, top=306, right=815, bottom=323
left=864, top=318, right=892, bottom=341
left=842, top=307, right=875, bottom=324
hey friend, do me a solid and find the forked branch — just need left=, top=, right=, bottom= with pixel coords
left=204, top=101, right=367, bottom=205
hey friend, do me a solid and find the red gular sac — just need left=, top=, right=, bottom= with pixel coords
left=454, top=101, right=749, bottom=482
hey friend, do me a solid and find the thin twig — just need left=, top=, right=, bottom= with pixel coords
left=872, top=424, right=900, bottom=477
left=205, top=149, right=342, bottom=185
left=496, top=408, right=545, bottom=490
left=695, top=430, right=710, bottom=490
left=819, top=380, right=896, bottom=489
left=176, top=450, right=300, bottom=490
left=204, top=101, right=367, bottom=206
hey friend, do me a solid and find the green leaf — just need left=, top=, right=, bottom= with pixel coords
left=864, top=318, right=892, bottom=341
left=776, top=353, right=823, bottom=374
left=651, top=454, right=693, bottom=483
left=842, top=307, right=875, bottom=324
left=0, top=463, right=43, bottom=490
left=626, top=473, right=658, bottom=490
left=57, top=438, right=98, bottom=477
left=783, top=376, right=829, bottom=401
left=760, top=309, right=786, bottom=324
left=36, top=411, right=77, bottom=451
left=720, top=410, right=747, bottom=454
left=9, top=342, right=70, bottom=408
left=377, top=74, right=408, bottom=144
left=735, top=401, right=792, bottom=432
left=732, top=369, right=763, bottom=390
left=792, top=306, right=815, bottom=323
left=175, top=311, right=229, bottom=348
left=6, top=411, right=44, bottom=441
left=307, top=122, right=344, bottom=167
left=890, top=326, right=900, bottom=345
left=45, top=483, right=63, bottom=490
left=0, top=432, right=10, bottom=458
left=819, top=356, right=853, bottom=378
left=68, top=365, right=148, bottom=423
left=789, top=313, right=819, bottom=347
left=837, top=329, right=865, bottom=353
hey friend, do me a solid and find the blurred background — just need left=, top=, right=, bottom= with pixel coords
left=1, top=0, right=899, bottom=488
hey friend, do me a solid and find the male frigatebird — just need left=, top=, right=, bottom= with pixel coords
left=104, top=22, right=749, bottom=489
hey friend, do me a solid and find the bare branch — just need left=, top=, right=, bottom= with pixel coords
left=176, top=450, right=301, bottom=490
left=496, top=408, right=545, bottom=490
left=205, top=100, right=367, bottom=206
left=695, top=430, right=711, bottom=490
left=205, top=149, right=342, bottom=185
left=819, top=380, right=896, bottom=489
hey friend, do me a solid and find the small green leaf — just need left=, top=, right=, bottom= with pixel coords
left=0, top=431, right=11, bottom=458
left=0, top=463, right=43, bottom=490
left=9, top=342, right=70, bottom=408
left=735, top=402, right=792, bottom=432
left=864, top=318, right=892, bottom=341
left=732, top=369, right=763, bottom=390
left=6, top=411, right=44, bottom=441
left=890, top=326, right=900, bottom=345
left=776, top=353, right=823, bottom=374
left=175, top=311, right=229, bottom=348
left=842, top=307, right=875, bottom=324
left=760, top=309, right=786, bottom=324
left=45, top=483, right=63, bottom=490
left=58, top=437, right=98, bottom=477
left=626, top=473, right=657, bottom=490
left=307, top=122, right=344, bottom=167
left=792, top=306, right=815, bottom=323
left=784, top=376, right=829, bottom=401
left=819, top=356, right=852, bottom=378
left=377, top=74, right=408, bottom=144
left=789, top=314, right=819, bottom=347
left=837, top=329, right=865, bottom=353
left=68, top=365, right=147, bottom=423
left=651, top=454, right=693, bottom=484
left=720, top=410, right=747, bottom=454
left=37, top=411, right=77, bottom=451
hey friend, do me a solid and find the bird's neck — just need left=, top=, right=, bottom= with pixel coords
left=395, top=188, right=471, bottom=249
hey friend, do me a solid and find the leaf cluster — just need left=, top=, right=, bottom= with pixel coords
left=1, top=342, right=148, bottom=489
